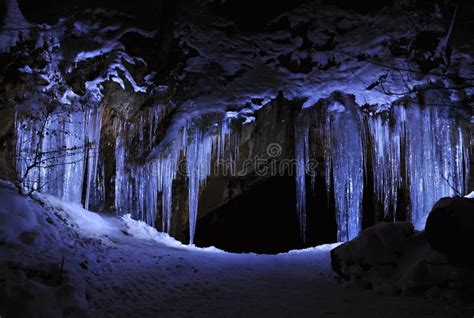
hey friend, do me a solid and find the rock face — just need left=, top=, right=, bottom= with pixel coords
left=0, top=102, right=15, bottom=182
left=425, top=196, right=474, bottom=266
left=331, top=222, right=474, bottom=298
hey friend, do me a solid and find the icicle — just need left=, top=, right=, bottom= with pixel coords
left=366, top=112, right=403, bottom=219
left=84, top=106, right=103, bottom=210
left=321, top=101, right=364, bottom=241
left=294, top=112, right=309, bottom=242
left=114, top=121, right=128, bottom=214
left=64, top=110, right=89, bottom=203
left=15, top=105, right=102, bottom=205
left=403, top=105, right=470, bottom=229
left=186, top=126, right=214, bottom=244
left=157, top=135, right=182, bottom=234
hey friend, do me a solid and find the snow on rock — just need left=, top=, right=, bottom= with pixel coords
left=174, top=1, right=474, bottom=120
left=331, top=222, right=415, bottom=283
left=331, top=221, right=474, bottom=302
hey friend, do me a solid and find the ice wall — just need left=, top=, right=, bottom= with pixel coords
left=15, top=105, right=102, bottom=206
left=295, top=100, right=470, bottom=241
left=15, top=97, right=470, bottom=245
left=112, top=111, right=233, bottom=244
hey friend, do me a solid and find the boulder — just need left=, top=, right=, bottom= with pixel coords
left=425, top=196, right=474, bottom=266
left=331, top=222, right=415, bottom=282
left=331, top=221, right=474, bottom=297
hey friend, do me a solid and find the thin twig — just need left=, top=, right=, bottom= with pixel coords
left=439, top=171, right=461, bottom=196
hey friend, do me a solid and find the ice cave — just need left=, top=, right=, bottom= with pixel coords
left=0, top=0, right=473, bottom=317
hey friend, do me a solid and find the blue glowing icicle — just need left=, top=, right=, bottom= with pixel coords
left=294, top=112, right=309, bottom=242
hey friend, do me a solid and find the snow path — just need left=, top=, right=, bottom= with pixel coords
left=0, top=185, right=457, bottom=317
left=87, top=244, right=453, bottom=318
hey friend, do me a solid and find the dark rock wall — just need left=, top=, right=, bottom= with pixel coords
left=170, top=96, right=299, bottom=242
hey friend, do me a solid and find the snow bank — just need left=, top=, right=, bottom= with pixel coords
left=38, top=192, right=225, bottom=252
left=0, top=184, right=89, bottom=318
left=0, top=183, right=59, bottom=247
left=285, top=243, right=343, bottom=254
left=0, top=186, right=39, bottom=244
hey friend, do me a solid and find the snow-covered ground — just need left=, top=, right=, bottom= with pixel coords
left=0, top=182, right=462, bottom=317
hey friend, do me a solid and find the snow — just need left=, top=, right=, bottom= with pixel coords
left=58, top=88, right=79, bottom=105
left=73, top=43, right=122, bottom=63
left=110, top=62, right=147, bottom=93
left=327, top=101, right=346, bottom=113
left=0, top=185, right=40, bottom=243
left=0, top=183, right=461, bottom=317
left=465, top=192, right=474, bottom=199
left=18, top=65, right=33, bottom=74
left=39, top=193, right=197, bottom=250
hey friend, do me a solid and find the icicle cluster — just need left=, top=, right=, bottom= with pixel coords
left=113, top=112, right=236, bottom=244
left=16, top=100, right=239, bottom=244
left=322, top=101, right=364, bottom=241
left=15, top=95, right=469, bottom=245
left=15, top=105, right=102, bottom=206
left=366, top=112, right=403, bottom=219
left=401, top=105, right=470, bottom=228
left=295, top=100, right=470, bottom=241
left=113, top=105, right=164, bottom=224
left=294, top=113, right=310, bottom=242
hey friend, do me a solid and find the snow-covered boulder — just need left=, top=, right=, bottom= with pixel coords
left=0, top=184, right=89, bottom=317
left=0, top=260, right=89, bottom=318
left=425, top=196, right=474, bottom=266
left=0, top=184, right=42, bottom=246
left=331, top=222, right=415, bottom=283
left=393, top=233, right=471, bottom=294
left=331, top=218, right=474, bottom=297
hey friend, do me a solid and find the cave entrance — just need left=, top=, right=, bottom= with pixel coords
left=193, top=175, right=337, bottom=254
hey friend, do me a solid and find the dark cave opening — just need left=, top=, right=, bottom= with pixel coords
left=193, top=175, right=338, bottom=254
